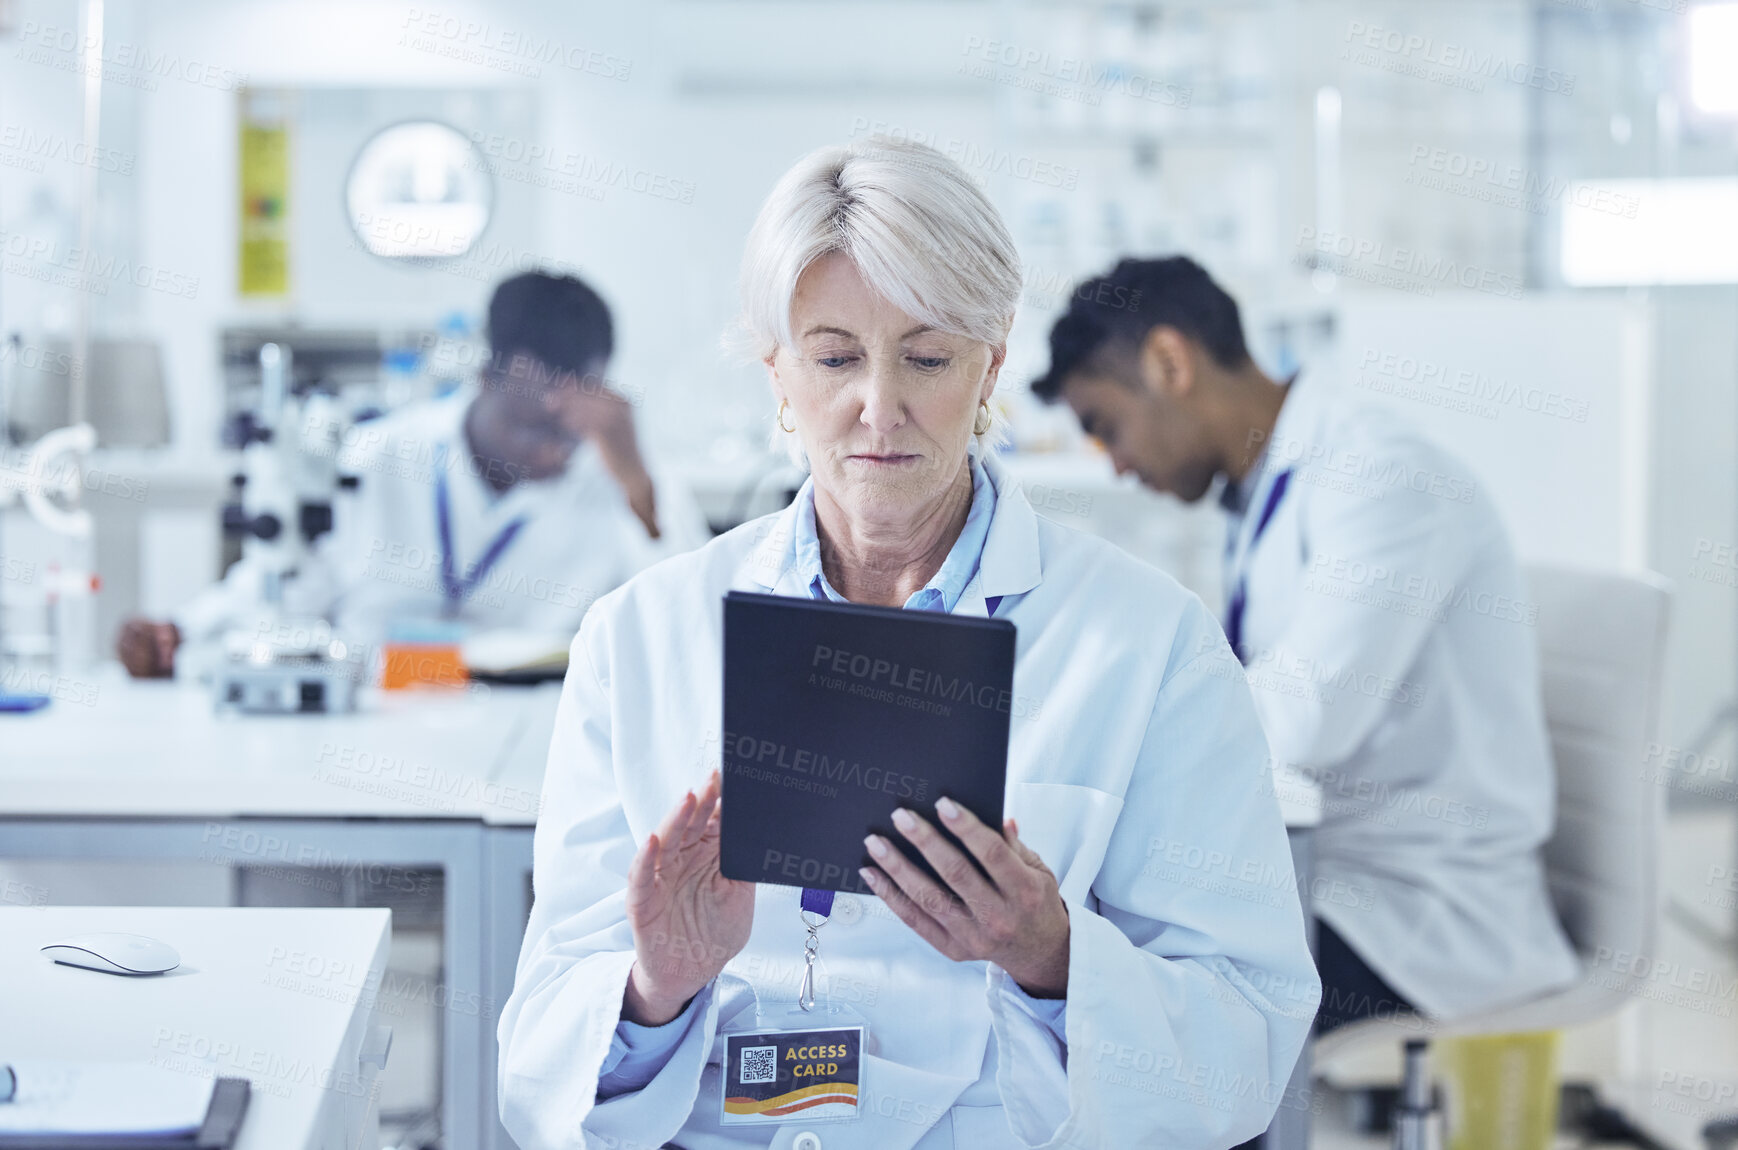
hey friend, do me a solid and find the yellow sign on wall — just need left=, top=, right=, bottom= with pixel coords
left=238, top=90, right=289, bottom=297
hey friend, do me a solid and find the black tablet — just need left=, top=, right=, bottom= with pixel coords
left=720, top=590, right=1016, bottom=894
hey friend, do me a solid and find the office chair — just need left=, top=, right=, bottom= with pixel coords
left=1313, top=565, right=1674, bottom=1130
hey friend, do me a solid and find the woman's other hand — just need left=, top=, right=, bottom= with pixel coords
left=861, top=799, right=1072, bottom=998
left=622, top=770, right=754, bottom=1024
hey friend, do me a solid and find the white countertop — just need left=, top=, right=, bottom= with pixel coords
left=0, top=906, right=391, bottom=1150
left=0, top=670, right=1319, bottom=829
left=0, top=666, right=553, bottom=824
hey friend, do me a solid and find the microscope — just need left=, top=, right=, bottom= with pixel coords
left=212, top=342, right=362, bottom=714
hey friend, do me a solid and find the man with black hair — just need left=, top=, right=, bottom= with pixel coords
left=467, top=271, right=658, bottom=522
left=119, top=270, right=708, bottom=677
left=1031, top=256, right=1577, bottom=1074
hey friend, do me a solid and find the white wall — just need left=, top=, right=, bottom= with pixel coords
left=1649, top=287, right=1738, bottom=769
left=1333, top=293, right=1652, bottom=569
left=129, top=0, right=613, bottom=450
left=108, top=0, right=1013, bottom=461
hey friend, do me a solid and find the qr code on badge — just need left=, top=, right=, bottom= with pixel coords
left=739, top=1045, right=778, bottom=1085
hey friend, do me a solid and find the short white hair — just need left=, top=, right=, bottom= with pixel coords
left=734, top=137, right=1022, bottom=459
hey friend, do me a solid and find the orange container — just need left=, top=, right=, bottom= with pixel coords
left=381, top=641, right=468, bottom=691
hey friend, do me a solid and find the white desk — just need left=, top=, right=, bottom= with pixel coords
left=0, top=672, right=1321, bottom=1150
left=0, top=907, right=390, bottom=1150
left=0, top=671, right=550, bottom=1150
left=0, top=670, right=553, bottom=822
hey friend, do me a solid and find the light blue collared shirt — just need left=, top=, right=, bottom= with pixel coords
left=792, top=451, right=996, bottom=613
left=598, top=451, right=1065, bottom=1099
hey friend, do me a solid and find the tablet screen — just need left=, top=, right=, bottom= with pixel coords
left=720, top=591, right=1015, bottom=893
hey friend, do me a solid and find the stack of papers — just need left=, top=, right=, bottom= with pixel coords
left=0, top=1061, right=212, bottom=1136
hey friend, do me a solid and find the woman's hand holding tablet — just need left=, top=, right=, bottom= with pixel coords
left=861, top=798, right=1072, bottom=999
left=623, top=771, right=756, bottom=1025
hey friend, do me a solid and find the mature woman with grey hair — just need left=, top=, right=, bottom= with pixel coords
left=498, top=137, right=1319, bottom=1149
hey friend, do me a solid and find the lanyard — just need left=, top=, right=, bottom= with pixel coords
left=792, top=565, right=1004, bottom=1006
left=797, top=887, right=833, bottom=1011
left=1223, top=468, right=1292, bottom=664
left=434, top=447, right=528, bottom=616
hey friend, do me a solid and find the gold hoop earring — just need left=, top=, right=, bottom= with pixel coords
left=777, top=399, right=795, bottom=434
left=973, top=400, right=993, bottom=436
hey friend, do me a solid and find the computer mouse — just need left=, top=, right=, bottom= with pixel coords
left=41, top=932, right=181, bottom=975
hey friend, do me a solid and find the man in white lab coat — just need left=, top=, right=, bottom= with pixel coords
left=117, top=271, right=708, bottom=676
left=1030, top=256, right=1579, bottom=1045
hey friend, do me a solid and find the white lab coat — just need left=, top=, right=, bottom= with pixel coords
left=499, top=452, right=1320, bottom=1150
left=172, top=391, right=710, bottom=654
left=1228, top=368, right=1578, bottom=1020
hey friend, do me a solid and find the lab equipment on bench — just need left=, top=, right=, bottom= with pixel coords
left=213, top=618, right=361, bottom=714
left=211, top=343, right=359, bottom=714
left=217, top=343, right=347, bottom=610
left=380, top=619, right=468, bottom=691
left=0, top=422, right=100, bottom=681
